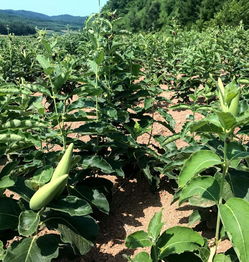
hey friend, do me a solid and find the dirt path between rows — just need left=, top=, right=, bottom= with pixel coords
left=76, top=86, right=230, bottom=262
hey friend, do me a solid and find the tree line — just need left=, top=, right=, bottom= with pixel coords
left=0, top=21, right=36, bottom=36
left=103, top=0, right=249, bottom=31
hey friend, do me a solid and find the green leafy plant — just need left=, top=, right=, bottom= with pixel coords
left=125, top=79, right=249, bottom=262
left=0, top=143, right=104, bottom=261
left=125, top=210, right=207, bottom=262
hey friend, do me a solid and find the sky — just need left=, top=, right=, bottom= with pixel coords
left=0, top=0, right=109, bottom=17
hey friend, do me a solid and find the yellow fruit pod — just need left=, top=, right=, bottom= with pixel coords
left=29, top=174, right=68, bottom=210
left=51, top=143, right=74, bottom=181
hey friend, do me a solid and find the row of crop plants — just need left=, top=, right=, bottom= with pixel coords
left=0, top=15, right=249, bottom=261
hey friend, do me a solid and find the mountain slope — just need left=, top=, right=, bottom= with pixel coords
left=103, top=0, right=249, bottom=31
left=0, top=9, right=87, bottom=35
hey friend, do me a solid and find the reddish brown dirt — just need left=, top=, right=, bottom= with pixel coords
left=83, top=178, right=230, bottom=261
left=84, top=176, right=199, bottom=262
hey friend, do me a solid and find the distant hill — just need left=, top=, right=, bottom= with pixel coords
left=0, top=9, right=87, bottom=35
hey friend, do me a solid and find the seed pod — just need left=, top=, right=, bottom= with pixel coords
left=51, top=143, right=74, bottom=181
left=229, top=91, right=240, bottom=116
left=0, top=133, right=25, bottom=142
left=29, top=174, right=68, bottom=210
left=1, top=119, right=46, bottom=130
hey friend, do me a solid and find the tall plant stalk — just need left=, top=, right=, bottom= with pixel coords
left=49, top=77, right=66, bottom=151
left=208, top=135, right=229, bottom=262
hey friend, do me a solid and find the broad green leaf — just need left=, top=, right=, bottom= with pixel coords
left=72, top=185, right=110, bottom=214
left=132, top=252, right=152, bottom=262
left=46, top=213, right=99, bottom=242
left=94, top=49, right=105, bottom=65
left=216, top=112, right=236, bottom=130
left=74, top=84, right=103, bottom=96
left=36, top=55, right=53, bottom=75
left=106, top=108, right=118, bottom=119
left=190, top=119, right=223, bottom=134
left=82, top=155, right=114, bottom=174
left=125, top=231, right=153, bottom=249
left=64, top=111, right=89, bottom=122
left=49, top=196, right=92, bottom=216
left=18, top=210, right=40, bottom=237
left=237, top=110, right=249, bottom=126
left=56, top=224, right=93, bottom=255
left=74, top=122, right=115, bottom=135
left=179, top=176, right=220, bottom=207
left=226, top=142, right=249, bottom=161
left=144, top=98, right=154, bottom=110
left=220, top=198, right=249, bottom=262
left=214, top=254, right=232, bottom=262
left=29, top=84, right=51, bottom=96
left=154, top=134, right=181, bottom=147
left=0, top=198, right=20, bottom=230
left=47, top=210, right=97, bottom=255
left=67, top=99, right=93, bottom=112
left=0, top=162, right=18, bottom=178
left=88, top=60, right=98, bottom=75
left=228, top=169, right=249, bottom=201
left=0, top=175, right=15, bottom=189
left=10, top=177, right=34, bottom=202
left=198, top=245, right=210, bottom=262
left=157, top=226, right=204, bottom=259
left=4, top=235, right=60, bottom=262
left=179, top=150, right=222, bottom=188
left=231, top=152, right=249, bottom=162
left=0, top=85, right=31, bottom=96
left=25, top=166, right=53, bottom=190
left=148, top=210, right=164, bottom=241
left=157, top=108, right=175, bottom=130
left=224, top=81, right=239, bottom=105
left=142, top=164, right=154, bottom=185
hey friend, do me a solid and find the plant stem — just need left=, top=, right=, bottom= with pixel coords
left=208, top=246, right=216, bottom=262
left=147, top=103, right=155, bottom=146
left=210, top=135, right=229, bottom=261
left=151, top=245, right=159, bottom=262
left=49, top=77, right=66, bottom=150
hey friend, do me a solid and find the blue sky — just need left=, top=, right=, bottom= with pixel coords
left=0, top=0, right=109, bottom=16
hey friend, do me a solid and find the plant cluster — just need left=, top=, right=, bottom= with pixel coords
left=0, top=13, right=248, bottom=262
left=0, top=14, right=174, bottom=260
left=125, top=79, right=249, bottom=261
left=130, top=25, right=249, bottom=102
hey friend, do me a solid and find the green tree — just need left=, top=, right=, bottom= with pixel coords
left=213, top=0, right=249, bottom=28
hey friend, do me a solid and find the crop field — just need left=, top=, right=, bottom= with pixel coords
left=0, top=14, right=249, bottom=262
